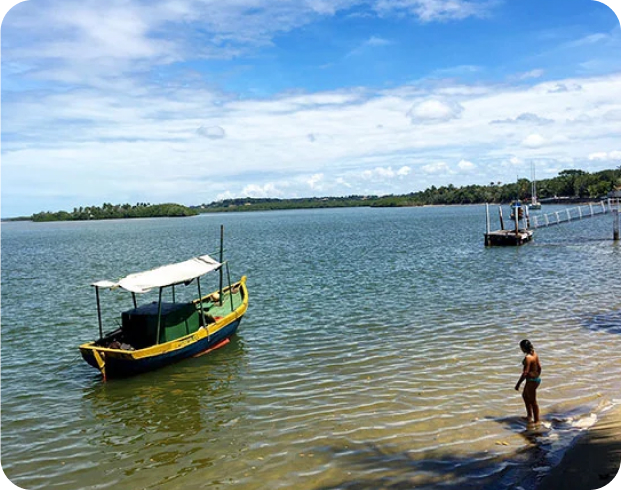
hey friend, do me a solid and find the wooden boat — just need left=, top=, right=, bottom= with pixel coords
left=80, top=249, right=248, bottom=380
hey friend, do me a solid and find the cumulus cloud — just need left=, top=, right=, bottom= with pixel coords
left=457, top=159, right=475, bottom=170
left=407, top=99, right=464, bottom=123
left=307, top=173, right=324, bottom=189
left=241, top=183, right=281, bottom=197
left=197, top=125, right=226, bottom=139
left=522, top=134, right=546, bottom=148
left=361, top=166, right=411, bottom=180
left=588, top=151, right=621, bottom=161
left=421, top=162, right=450, bottom=174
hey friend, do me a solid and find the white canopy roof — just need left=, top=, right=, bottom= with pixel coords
left=92, top=254, right=222, bottom=293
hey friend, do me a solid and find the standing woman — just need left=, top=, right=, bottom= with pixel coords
left=515, top=339, right=542, bottom=423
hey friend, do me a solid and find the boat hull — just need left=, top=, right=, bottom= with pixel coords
left=80, top=277, right=248, bottom=379
left=80, top=318, right=242, bottom=378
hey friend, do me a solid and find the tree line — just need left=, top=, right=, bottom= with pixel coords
left=196, top=167, right=621, bottom=212
left=30, top=202, right=198, bottom=222
left=17, top=167, right=621, bottom=221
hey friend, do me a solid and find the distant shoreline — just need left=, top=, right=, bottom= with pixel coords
left=2, top=197, right=611, bottom=222
left=5, top=164, right=620, bottom=221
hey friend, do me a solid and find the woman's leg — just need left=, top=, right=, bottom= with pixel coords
left=524, top=382, right=540, bottom=423
left=522, top=388, right=533, bottom=421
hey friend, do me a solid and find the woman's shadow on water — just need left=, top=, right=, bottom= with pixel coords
left=313, top=440, right=545, bottom=490
left=313, top=406, right=595, bottom=490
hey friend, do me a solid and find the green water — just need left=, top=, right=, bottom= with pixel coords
left=2, top=206, right=621, bottom=489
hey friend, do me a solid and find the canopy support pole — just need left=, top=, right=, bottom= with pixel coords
left=95, top=286, right=103, bottom=340
left=132, top=292, right=137, bottom=309
left=155, top=288, right=163, bottom=345
left=219, top=225, right=224, bottom=305
left=197, top=277, right=206, bottom=326
left=226, top=262, right=234, bottom=312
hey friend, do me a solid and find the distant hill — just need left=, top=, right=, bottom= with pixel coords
left=194, top=168, right=621, bottom=213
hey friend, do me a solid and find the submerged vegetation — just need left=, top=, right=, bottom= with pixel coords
left=196, top=168, right=621, bottom=212
left=30, top=203, right=198, bottom=222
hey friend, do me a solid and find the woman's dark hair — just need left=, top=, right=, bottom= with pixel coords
left=520, top=339, right=534, bottom=354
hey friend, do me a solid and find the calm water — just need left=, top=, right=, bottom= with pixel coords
left=2, top=206, right=621, bottom=490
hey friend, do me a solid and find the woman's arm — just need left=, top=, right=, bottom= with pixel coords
left=515, top=357, right=532, bottom=390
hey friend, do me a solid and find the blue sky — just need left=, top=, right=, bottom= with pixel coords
left=2, top=0, right=621, bottom=217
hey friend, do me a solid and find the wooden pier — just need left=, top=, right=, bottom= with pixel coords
left=485, top=228, right=533, bottom=246
left=484, top=201, right=534, bottom=246
left=484, top=198, right=620, bottom=246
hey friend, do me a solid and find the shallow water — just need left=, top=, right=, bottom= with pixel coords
left=2, top=206, right=621, bottom=489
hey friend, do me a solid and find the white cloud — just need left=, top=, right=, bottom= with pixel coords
left=307, top=173, right=324, bottom=189
left=241, top=183, right=281, bottom=197
left=365, top=35, right=392, bottom=47
left=588, top=151, right=621, bottom=161
left=421, top=162, right=450, bottom=174
left=407, top=98, right=464, bottom=123
left=336, top=177, right=352, bottom=188
left=522, top=134, right=546, bottom=148
left=518, top=69, right=544, bottom=80
left=361, top=166, right=411, bottom=180
left=457, top=159, right=475, bottom=170
left=373, top=0, right=490, bottom=22
left=4, top=31, right=621, bottom=216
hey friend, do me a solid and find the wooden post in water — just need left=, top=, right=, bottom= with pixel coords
left=525, top=205, right=530, bottom=229
left=614, top=208, right=620, bottom=241
left=590, top=203, right=594, bottom=216
left=499, top=206, right=504, bottom=230
left=485, top=204, right=491, bottom=246
left=486, top=204, right=490, bottom=235
left=514, top=205, right=519, bottom=235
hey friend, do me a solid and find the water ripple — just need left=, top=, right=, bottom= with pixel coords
left=2, top=207, right=621, bottom=489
